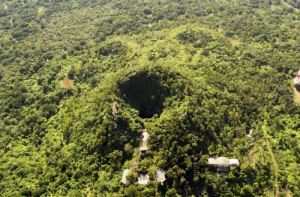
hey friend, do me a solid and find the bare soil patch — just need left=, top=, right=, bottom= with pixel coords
left=60, top=77, right=74, bottom=89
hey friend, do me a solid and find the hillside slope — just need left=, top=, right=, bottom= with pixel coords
left=0, top=0, right=300, bottom=196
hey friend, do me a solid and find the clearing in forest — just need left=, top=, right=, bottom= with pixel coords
left=60, top=77, right=75, bottom=89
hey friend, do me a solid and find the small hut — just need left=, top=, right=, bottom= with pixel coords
left=137, top=174, right=150, bottom=185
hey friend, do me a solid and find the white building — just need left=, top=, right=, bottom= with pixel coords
left=156, top=169, right=166, bottom=183
left=137, top=174, right=150, bottom=185
left=229, top=159, right=239, bottom=166
left=208, top=157, right=239, bottom=172
left=208, top=157, right=230, bottom=166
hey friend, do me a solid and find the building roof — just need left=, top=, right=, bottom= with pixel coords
left=156, top=169, right=166, bottom=183
left=229, top=159, right=239, bottom=166
left=208, top=157, right=239, bottom=166
left=208, top=157, right=230, bottom=166
left=137, top=174, right=149, bottom=185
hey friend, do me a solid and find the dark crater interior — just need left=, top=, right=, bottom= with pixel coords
left=118, top=70, right=172, bottom=118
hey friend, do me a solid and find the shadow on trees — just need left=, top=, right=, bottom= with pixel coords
left=118, top=69, right=172, bottom=118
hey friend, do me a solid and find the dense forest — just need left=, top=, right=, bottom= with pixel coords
left=0, top=0, right=300, bottom=196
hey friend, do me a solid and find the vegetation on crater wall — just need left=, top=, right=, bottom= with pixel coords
left=0, top=0, right=300, bottom=196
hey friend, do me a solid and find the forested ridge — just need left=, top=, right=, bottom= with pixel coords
left=0, top=0, right=300, bottom=196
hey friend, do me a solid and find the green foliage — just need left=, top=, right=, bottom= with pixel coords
left=177, top=29, right=212, bottom=48
left=97, top=41, right=127, bottom=57
left=0, top=0, right=300, bottom=196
